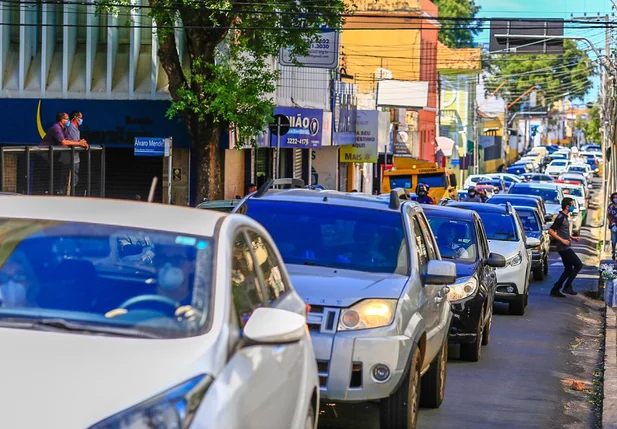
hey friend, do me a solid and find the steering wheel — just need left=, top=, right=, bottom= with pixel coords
left=119, top=295, right=179, bottom=313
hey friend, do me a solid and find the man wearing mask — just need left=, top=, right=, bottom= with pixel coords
left=463, top=186, right=483, bottom=202
left=607, top=191, right=617, bottom=260
left=548, top=197, right=582, bottom=297
left=0, top=252, right=39, bottom=308
left=64, top=110, right=88, bottom=194
left=39, top=112, right=88, bottom=195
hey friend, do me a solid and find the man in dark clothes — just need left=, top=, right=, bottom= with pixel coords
left=548, top=197, right=582, bottom=297
left=39, top=112, right=88, bottom=194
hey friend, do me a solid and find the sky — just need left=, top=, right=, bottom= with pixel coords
left=475, top=0, right=612, bottom=101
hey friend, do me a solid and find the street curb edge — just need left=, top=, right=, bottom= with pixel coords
left=603, top=306, right=617, bottom=428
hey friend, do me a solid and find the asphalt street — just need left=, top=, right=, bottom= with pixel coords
left=318, top=181, right=605, bottom=429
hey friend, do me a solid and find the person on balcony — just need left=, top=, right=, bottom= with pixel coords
left=39, top=112, right=88, bottom=195
left=65, top=111, right=88, bottom=194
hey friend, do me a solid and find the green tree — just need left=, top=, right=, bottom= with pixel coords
left=432, top=0, right=481, bottom=48
left=484, top=40, right=595, bottom=112
left=98, top=1, right=348, bottom=201
left=575, top=104, right=601, bottom=143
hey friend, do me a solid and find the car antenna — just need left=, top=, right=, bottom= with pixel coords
left=147, top=177, right=158, bottom=203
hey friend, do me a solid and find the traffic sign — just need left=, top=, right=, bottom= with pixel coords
left=269, top=114, right=291, bottom=137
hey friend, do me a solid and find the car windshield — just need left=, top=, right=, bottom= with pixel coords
left=516, top=210, right=540, bottom=233
left=243, top=200, right=408, bottom=274
left=568, top=166, right=585, bottom=172
left=0, top=218, right=213, bottom=338
left=563, top=186, right=584, bottom=197
left=476, top=212, right=518, bottom=241
left=390, top=173, right=445, bottom=189
left=509, top=186, right=560, bottom=204
left=426, top=218, right=476, bottom=262
left=551, top=161, right=567, bottom=166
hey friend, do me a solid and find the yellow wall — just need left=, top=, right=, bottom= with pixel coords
left=341, top=17, right=421, bottom=92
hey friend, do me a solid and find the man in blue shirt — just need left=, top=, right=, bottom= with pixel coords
left=65, top=111, right=89, bottom=193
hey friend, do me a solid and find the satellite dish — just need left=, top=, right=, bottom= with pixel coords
left=374, top=68, right=392, bottom=80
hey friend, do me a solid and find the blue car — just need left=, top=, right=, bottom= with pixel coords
left=507, top=165, right=527, bottom=175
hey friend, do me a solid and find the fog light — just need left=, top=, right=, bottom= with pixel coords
left=372, top=364, right=391, bottom=382
left=507, top=286, right=515, bottom=293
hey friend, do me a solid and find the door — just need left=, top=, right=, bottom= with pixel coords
left=204, top=230, right=305, bottom=429
left=476, top=218, right=495, bottom=309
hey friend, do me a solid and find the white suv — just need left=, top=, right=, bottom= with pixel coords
left=444, top=201, right=540, bottom=315
left=545, top=160, right=570, bottom=177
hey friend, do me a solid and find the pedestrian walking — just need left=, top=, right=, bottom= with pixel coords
left=548, top=197, right=582, bottom=297
left=607, top=192, right=617, bottom=260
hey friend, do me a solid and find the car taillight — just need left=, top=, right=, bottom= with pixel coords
left=305, top=303, right=311, bottom=317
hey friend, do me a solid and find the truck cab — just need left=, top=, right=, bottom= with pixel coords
left=382, top=158, right=458, bottom=202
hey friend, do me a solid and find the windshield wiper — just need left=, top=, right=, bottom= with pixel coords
left=0, top=318, right=160, bottom=339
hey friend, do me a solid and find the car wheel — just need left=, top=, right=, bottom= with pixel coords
left=543, top=255, right=549, bottom=275
left=380, top=347, right=421, bottom=429
left=460, top=311, right=483, bottom=362
left=420, top=334, right=447, bottom=408
left=509, top=294, right=526, bottom=315
left=533, top=263, right=544, bottom=281
left=305, top=403, right=315, bottom=429
left=481, top=307, right=492, bottom=346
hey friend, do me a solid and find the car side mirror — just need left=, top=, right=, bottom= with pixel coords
left=243, top=308, right=306, bottom=345
left=544, top=214, right=553, bottom=222
left=487, top=252, right=506, bottom=268
left=525, top=237, right=541, bottom=249
left=424, top=260, right=457, bottom=285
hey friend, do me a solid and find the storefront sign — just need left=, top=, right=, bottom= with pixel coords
left=339, top=110, right=385, bottom=163
left=279, top=29, right=339, bottom=69
left=134, top=137, right=170, bottom=157
left=270, top=107, right=323, bottom=149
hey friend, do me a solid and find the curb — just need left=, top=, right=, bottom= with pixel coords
left=604, top=307, right=617, bottom=428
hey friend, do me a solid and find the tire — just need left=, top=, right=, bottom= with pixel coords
left=380, top=347, right=422, bottom=429
left=420, top=335, right=447, bottom=408
left=460, top=310, right=483, bottom=362
left=305, top=403, right=315, bottom=429
left=481, top=308, right=492, bottom=346
left=509, top=294, right=526, bottom=316
left=543, top=256, right=549, bottom=275
left=533, top=264, right=544, bottom=281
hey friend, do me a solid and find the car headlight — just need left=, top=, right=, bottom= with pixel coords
left=447, top=276, right=477, bottom=302
left=89, top=374, right=212, bottom=429
left=338, top=299, right=396, bottom=331
left=508, top=252, right=523, bottom=267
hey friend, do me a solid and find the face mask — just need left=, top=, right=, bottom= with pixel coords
left=469, top=192, right=476, bottom=197
left=1, top=281, right=28, bottom=306
left=77, top=118, right=83, bottom=126
left=158, top=263, right=185, bottom=290
left=568, top=206, right=575, bottom=213
left=65, top=121, right=71, bottom=129
left=613, top=198, right=617, bottom=204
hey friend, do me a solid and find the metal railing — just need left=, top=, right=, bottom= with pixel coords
left=0, top=145, right=105, bottom=197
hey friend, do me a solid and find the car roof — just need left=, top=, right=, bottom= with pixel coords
left=488, top=194, right=542, bottom=203
left=510, top=182, right=559, bottom=190
left=422, top=205, right=477, bottom=221
left=247, top=188, right=420, bottom=212
left=446, top=201, right=510, bottom=214
left=0, top=196, right=225, bottom=237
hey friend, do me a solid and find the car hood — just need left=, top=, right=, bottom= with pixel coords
left=286, top=264, right=409, bottom=307
left=0, top=327, right=220, bottom=428
left=487, top=240, right=520, bottom=259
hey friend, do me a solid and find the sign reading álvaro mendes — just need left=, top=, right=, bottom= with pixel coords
left=339, top=110, right=389, bottom=163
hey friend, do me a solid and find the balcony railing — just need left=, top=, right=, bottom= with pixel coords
left=0, top=145, right=105, bottom=197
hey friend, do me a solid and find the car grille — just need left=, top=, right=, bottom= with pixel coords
left=306, top=306, right=340, bottom=334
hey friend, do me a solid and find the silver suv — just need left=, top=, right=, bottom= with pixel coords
left=235, top=182, right=456, bottom=429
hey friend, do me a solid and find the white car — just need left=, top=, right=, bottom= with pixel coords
left=570, top=199, right=583, bottom=236
left=559, top=172, right=591, bottom=190
left=565, top=163, right=592, bottom=181
left=463, top=174, right=493, bottom=190
left=545, top=160, right=570, bottom=177
left=445, top=202, right=539, bottom=316
left=487, top=174, right=522, bottom=190
left=0, top=196, right=319, bottom=429
left=555, top=182, right=588, bottom=226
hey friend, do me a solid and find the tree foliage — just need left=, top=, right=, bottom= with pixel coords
left=432, top=0, right=481, bottom=48
left=98, top=0, right=348, bottom=201
left=574, top=104, right=601, bottom=143
left=484, top=40, right=595, bottom=112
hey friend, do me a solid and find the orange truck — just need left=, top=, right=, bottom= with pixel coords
left=382, top=158, right=458, bottom=202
